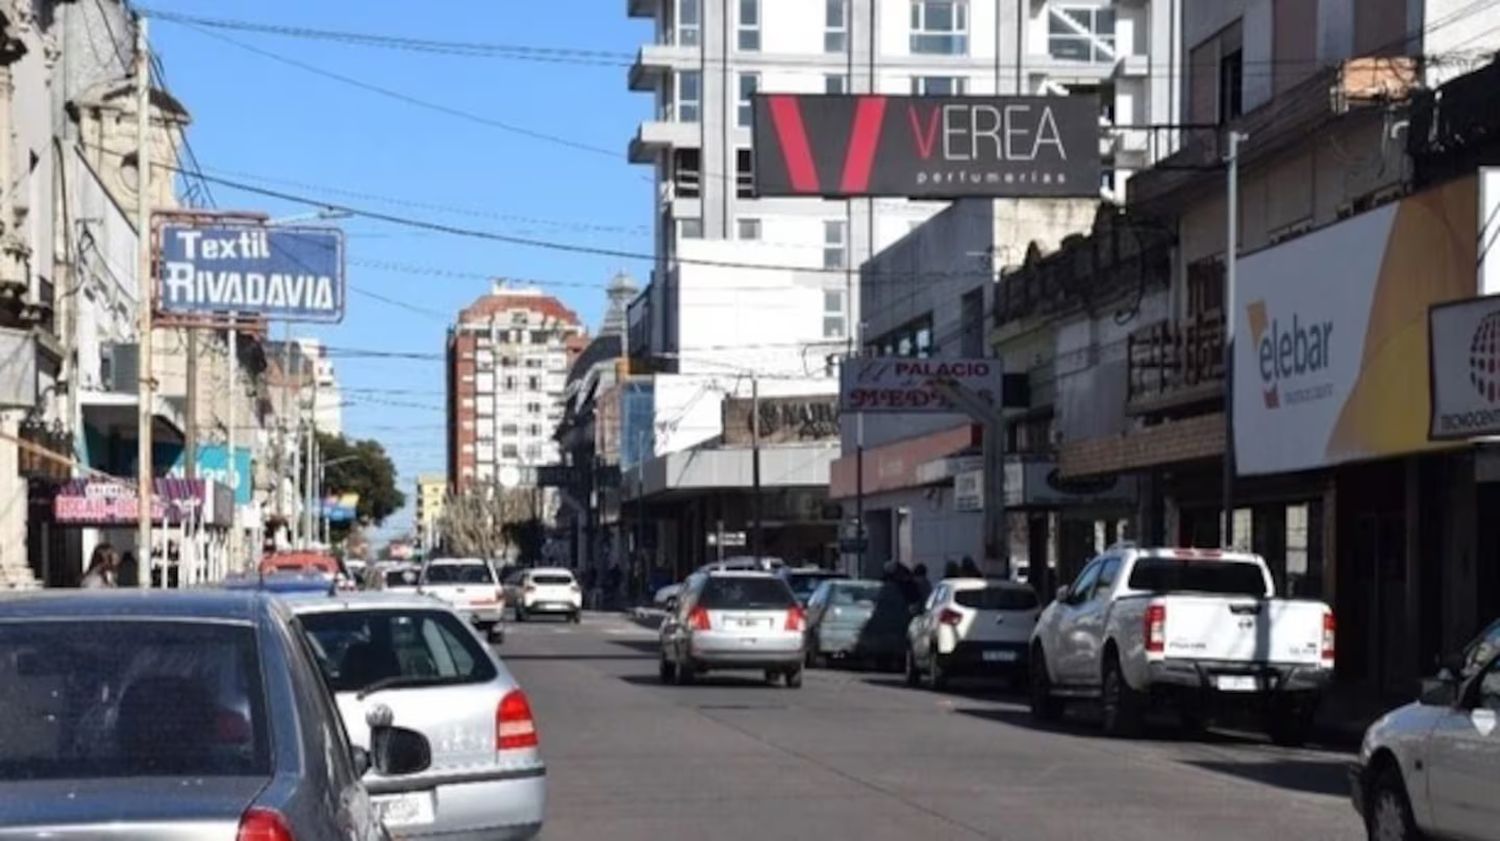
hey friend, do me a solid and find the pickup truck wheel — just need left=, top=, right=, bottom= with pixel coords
left=1367, top=766, right=1422, bottom=841
left=1028, top=655, right=1064, bottom=722
left=1101, top=656, right=1144, bottom=737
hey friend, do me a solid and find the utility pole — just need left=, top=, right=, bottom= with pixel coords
left=226, top=322, right=238, bottom=570
left=1222, top=131, right=1247, bottom=550
left=854, top=411, right=865, bottom=576
left=185, top=330, right=197, bottom=479
left=133, top=16, right=152, bottom=588
left=304, top=371, right=318, bottom=547
left=750, top=375, right=763, bottom=563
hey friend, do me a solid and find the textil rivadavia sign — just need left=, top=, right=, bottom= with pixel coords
left=157, top=223, right=345, bottom=322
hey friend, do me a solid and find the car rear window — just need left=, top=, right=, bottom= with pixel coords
left=424, top=564, right=493, bottom=585
left=531, top=573, right=574, bottom=585
left=299, top=609, right=497, bottom=695
left=0, top=621, right=270, bottom=781
left=699, top=577, right=796, bottom=610
left=955, top=586, right=1038, bottom=610
left=1128, top=558, right=1268, bottom=597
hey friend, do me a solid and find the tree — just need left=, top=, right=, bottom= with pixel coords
left=439, top=482, right=539, bottom=560
left=317, top=432, right=405, bottom=540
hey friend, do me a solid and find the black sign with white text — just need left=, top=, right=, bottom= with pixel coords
left=752, top=94, right=1100, bottom=199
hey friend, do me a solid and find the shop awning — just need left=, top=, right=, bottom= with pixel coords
left=78, top=389, right=187, bottom=441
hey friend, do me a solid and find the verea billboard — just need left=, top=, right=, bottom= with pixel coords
left=752, top=94, right=1099, bottom=199
left=158, top=224, right=345, bottom=322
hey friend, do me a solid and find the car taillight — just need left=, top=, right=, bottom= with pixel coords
left=1322, top=612, right=1336, bottom=664
left=237, top=807, right=294, bottom=841
left=938, top=608, right=963, bottom=626
left=497, top=689, right=540, bottom=751
left=689, top=606, right=711, bottom=630
left=785, top=606, right=805, bottom=631
left=1144, top=603, right=1166, bottom=654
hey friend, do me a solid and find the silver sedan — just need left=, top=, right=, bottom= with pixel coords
left=289, top=592, right=546, bottom=840
left=659, top=571, right=806, bottom=687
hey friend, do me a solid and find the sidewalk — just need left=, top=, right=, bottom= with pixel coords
left=1314, top=685, right=1401, bottom=750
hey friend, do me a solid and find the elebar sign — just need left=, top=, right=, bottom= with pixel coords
left=841, top=357, right=1001, bottom=414
left=158, top=223, right=345, bottom=322
left=752, top=94, right=1100, bottom=199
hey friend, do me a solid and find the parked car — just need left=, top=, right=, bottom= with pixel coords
left=905, top=578, right=1038, bottom=688
left=653, top=582, right=682, bottom=610
left=0, top=589, right=431, bottom=840
left=375, top=562, right=422, bottom=595
left=804, top=579, right=908, bottom=670
left=697, top=556, right=785, bottom=574
left=1029, top=545, right=1335, bottom=744
left=659, top=571, right=805, bottom=687
left=288, top=592, right=547, bottom=841
left=1348, top=618, right=1500, bottom=841
left=512, top=567, right=583, bottom=623
left=777, top=566, right=848, bottom=607
left=419, top=558, right=505, bottom=641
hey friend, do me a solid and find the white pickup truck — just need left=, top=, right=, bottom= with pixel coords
left=1029, top=545, right=1335, bottom=745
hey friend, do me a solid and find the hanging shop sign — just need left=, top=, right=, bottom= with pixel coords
left=1002, top=457, right=1138, bottom=508
left=1233, top=176, right=1477, bottom=474
left=157, top=222, right=345, bottom=322
left=722, top=395, right=840, bottom=446
left=52, top=478, right=230, bottom=527
left=1429, top=293, right=1500, bottom=439
left=840, top=357, right=1001, bottom=414
left=752, top=94, right=1100, bottom=199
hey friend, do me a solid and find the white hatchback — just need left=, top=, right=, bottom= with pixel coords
left=288, top=593, right=546, bottom=840
left=906, top=578, right=1040, bottom=690
left=513, top=568, right=583, bottom=623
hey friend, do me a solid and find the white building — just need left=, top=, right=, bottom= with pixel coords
left=294, top=337, right=343, bottom=436
left=448, top=283, right=586, bottom=491
left=627, top=0, right=1183, bottom=371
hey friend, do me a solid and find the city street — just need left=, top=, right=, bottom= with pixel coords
left=505, top=613, right=1362, bottom=841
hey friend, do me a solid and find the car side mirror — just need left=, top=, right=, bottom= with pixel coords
left=1419, top=674, right=1461, bottom=708
left=369, top=725, right=432, bottom=777
left=1055, top=585, right=1069, bottom=603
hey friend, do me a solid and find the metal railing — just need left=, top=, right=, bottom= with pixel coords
left=1126, top=314, right=1225, bottom=405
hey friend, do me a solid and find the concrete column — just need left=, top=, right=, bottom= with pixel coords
left=702, top=0, right=728, bottom=239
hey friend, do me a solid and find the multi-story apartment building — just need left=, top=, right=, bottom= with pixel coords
left=294, top=338, right=343, bottom=437
left=627, top=0, right=1182, bottom=370
left=414, top=474, right=447, bottom=552
left=447, top=284, right=586, bottom=492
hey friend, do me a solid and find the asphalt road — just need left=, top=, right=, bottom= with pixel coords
left=500, top=612, right=1364, bottom=841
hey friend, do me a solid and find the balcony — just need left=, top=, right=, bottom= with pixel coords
left=1126, top=315, right=1225, bottom=415
left=627, top=0, right=659, bottom=18
left=628, top=119, right=700, bottom=164
left=628, top=44, right=695, bottom=92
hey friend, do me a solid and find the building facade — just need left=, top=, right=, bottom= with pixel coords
left=414, top=474, right=446, bottom=552
left=447, top=283, right=586, bottom=492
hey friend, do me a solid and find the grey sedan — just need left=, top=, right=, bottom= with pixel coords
left=659, top=571, right=805, bottom=687
left=0, top=589, right=430, bottom=840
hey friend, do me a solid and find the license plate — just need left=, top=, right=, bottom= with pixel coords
left=982, top=650, right=1018, bottom=663
left=1215, top=675, right=1259, bottom=692
left=373, top=791, right=435, bottom=828
left=732, top=618, right=768, bottom=630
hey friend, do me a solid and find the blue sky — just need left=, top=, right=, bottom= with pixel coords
left=146, top=2, right=653, bottom=542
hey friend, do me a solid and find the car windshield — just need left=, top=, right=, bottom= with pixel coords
left=829, top=583, right=883, bottom=606
left=531, top=573, right=574, bottom=585
left=424, top=564, right=493, bottom=585
left=955, top=585, right=1039, bottom=610
left=298, top=609, right=498, bottom=694
left=1128, top=558, right=1268, bottom=597
left=0, top=621, right=270, bottom=781
left=699, top=577, right=796, bottom=610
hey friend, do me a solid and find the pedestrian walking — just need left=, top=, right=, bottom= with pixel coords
left=943, top=559, right=960, bottom=579
left=960, top=555, right=981, bottom=578
left=80, top=544, right=118, bottom=589
left=912, top=563, right=932, bottom=604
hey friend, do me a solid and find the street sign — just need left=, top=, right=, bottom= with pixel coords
left=840, top=357, right=1002, bottom=413
left=157, top=223, right=346, bottom=322
left=707, top=531, right=747, bottom=548
left=536, top=464, right=585, bottom=488
left=752, top=94, right=1101, bottom=199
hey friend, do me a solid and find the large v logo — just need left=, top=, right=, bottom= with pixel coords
left=765, top=96, right=889, bottom=195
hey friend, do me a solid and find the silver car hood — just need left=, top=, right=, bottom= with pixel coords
left=0, top=776, right=267, bottom=840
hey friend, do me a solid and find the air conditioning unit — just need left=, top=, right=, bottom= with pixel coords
left=102, top=343, right=140, bottom=394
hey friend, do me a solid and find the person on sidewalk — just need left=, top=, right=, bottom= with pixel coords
left=80, top=544, right=118, bottom=589
left=912, top=563, right=932, bottom=604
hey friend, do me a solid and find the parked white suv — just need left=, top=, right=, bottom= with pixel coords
left=514, top=568, right=583, bottom=623
left=905, top=578, right=1039, bottom=689
left=1030, top=545, right=1335, bottom=744
left=1351, top=619, right=1500, bottom=841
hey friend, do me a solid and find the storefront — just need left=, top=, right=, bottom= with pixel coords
left=47, top=477, right=233, bottom=587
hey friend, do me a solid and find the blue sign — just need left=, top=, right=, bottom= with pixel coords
left=165, top=445, right=254, bottom=506
left=158, top=223, right=345, bottom=322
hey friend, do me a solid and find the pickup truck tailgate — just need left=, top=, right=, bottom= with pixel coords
left=1160, top=596, right=1328, bottom=666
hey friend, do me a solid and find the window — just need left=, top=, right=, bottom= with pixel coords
left=676, top=0, right=700, bottom=47
left=1127, top=557, right=1269, bottom=597
left=822, top=289, right=846, bottom=338
left=738, top=0, right=760, bottom=51
left=526, top=402, right=543, bottom=414
left=910, top=0, right=968, bottom=55
left=825, top=73, right=848, bottom=95
left=678, top=218, right=703, bottom=239
left=1065, top=560, right=1102, bottom=605
left=737, top=217, right=762, bottom=240
left=1219, top=48, right=1244, bottom=123
left=1048, top=6, right=1117, bottom=62
left=1186, top=256, right=1225, bottom=320
left=299, top=609, right=497, bottom=695
left=736, top=149, right=755, bottom=198
left=501, top=423, right=518, bottom=437
left=1092, top=558, right=1121, bottom=599
left=528, top=424, right=542, bottom=437
left=738, top=72, right=759, bottom=128
left=953, top=585, right=1039, bottom=610
left=527, top=376, right=541, bottom=391
left=500, top=355, right=516, bottom=367
left=503, top=375, right=516, bottom=391
left=823, top=219, right=847, bottom=269
left=825, top=0, right=847, bottom=52
left=502, top=443, right=519, bottom=458
left=675, top=70, right=701, bottom=122
left=912, top=76, right=966, bottom=96
left=867, top=315, right=934, bottom=359
left=700, top=576, right=795, bottom=609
